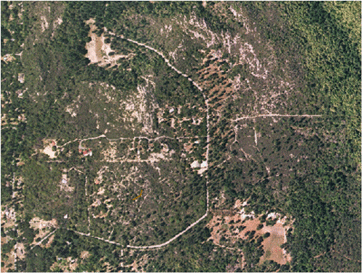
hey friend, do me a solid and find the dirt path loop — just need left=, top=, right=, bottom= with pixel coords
left=64, top=32, right=211, bottom=250
left=110, top=33, right=211, bottom=248
left=59, top=33, right=323, bottom=251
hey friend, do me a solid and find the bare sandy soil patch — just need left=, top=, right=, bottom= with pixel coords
left=29, top=217, right=58, bottom=246
left=85, top=18, right=103, bottom=64
left=1, top=206, right=16, bottom=229
left=1, top=54, right=16, bottom=63
left=207, top=199, right=292, bottom=267
left=85, top=18, right=134, bottom=68
left=123, top=83, right=156, bottom=135
left=124, top=254, right=148, bottom=272
left=14, top=242, right=26, bottom=260
left=1, top=242, right=25, bottom=271
left=259, top=222, right=291, bottom=265
left=3, top=247, right=16, bottom=271
left=1, top=236, right=11, bottom=245
left=45, top=234, right=55, bottom=248
left=60, top=173, right=75, bottom=192
left=40, top=15, right=49, bottom=32
left=80, top=251, right=91, bottom=260
left=40, top=139, right=57, bottom=159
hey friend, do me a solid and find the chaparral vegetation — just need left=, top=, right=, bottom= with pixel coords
left=1, top=1, right=360, bottom=272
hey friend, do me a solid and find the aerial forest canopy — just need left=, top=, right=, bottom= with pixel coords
left=1, top=1, right=360, bottom=272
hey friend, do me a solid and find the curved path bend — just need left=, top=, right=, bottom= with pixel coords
left=117, top=35, right=211, bottom=249
left=67, top=33, right=323, bottom=251
left=67, top=33, right=211, bottom=250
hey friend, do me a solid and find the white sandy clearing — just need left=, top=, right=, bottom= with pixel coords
left=40, top=16, right=49, bottom=32
left=85, top=18, right=133, bottom=67
left=80, top=251, right=90, bottom=260
left=60, top=173, right=74, bottom=192
left=41, top=140, right=57, bottom=159
left=208, top=199, right=293, bottom=267
left=1, top=54, right=16, bottom=63
left=2, top=207, right=16, bottom=228
left=123, top=83, right=156, bottom=134
left=84, top=18, right=101, bottom=63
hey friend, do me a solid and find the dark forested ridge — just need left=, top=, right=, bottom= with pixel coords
left=1, top=1, right=360, bottom=272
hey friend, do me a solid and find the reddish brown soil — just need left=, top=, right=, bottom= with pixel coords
left=207, top=200, right=292, bottom=268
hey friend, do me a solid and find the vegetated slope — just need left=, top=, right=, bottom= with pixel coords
left=241, top=2, right=361, bottom=271
left=1, top=1, right=360, bottom=272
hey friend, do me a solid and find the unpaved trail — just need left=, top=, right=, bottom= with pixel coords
left=115, top=34, right=212, bottom=245
left=30, top=228, right=58, bottom=250
left=69, top=212, right=208, bottom=249
left=58, top=138, right=79, bottom=148
left=55, top=32, right=322, bottom=251
left=85, top=176, right=91, bottom=235
left=233, top=114, right=322, bottom=122
left=69, top=32, right=212, bottom=250
left=127, top=211, right=208, bottom=249
left=59, top=135, right=205, bottom=149
left=70, top=229, right=122, bottom=246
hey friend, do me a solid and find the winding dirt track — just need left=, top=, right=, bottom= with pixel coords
left=67, top=33, right=322, bottom=250
left=66, top=33, right=211, bottom=250
left=117, top=35, right=211, bottom=249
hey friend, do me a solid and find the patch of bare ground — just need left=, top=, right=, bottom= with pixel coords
left=14, top=243, right=26, bottom=259
left=101, top=139, right=174, bottom=164
left=3, top=247, right=16, bottom=271
left=101, top=261, right=116, bottom=272
left=60, top=172, right=75, bottom=192
left=1, top=236, right=10, bottom=245
left=259, top=222, right=291, bottom=265
left=80, top=251, right=91, bottom=260
left=101, top=142, right=119, bottom=162
left=1, top=242, right=26, bottom=271
left=1, top=54, right=16, bottom=63
left=50, top=257, right=78, bottom=272
left=123, top=83, right=156, bottom=135
left=29, top=217, right=58, bottom=246
left=85, top=18, right=134, bottom=68
left=124, top=254, right=149, bottom=272
left=40, top=15, right=49, bottom=32
left=1, top=206, right=16, bottom=229
left=157, top=104, right=205, bottom=137
left=207, top=199, right=292, bottom=267
left=84, top=18, right=103, bottom=64
left=45, top=235, right=55, bottom=248
left=183, top=142, right=193, bottom=153
left=40, top=139, right=57, bottom=159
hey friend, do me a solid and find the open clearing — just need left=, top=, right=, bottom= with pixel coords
left=207, top=199, right=292, bottom=265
